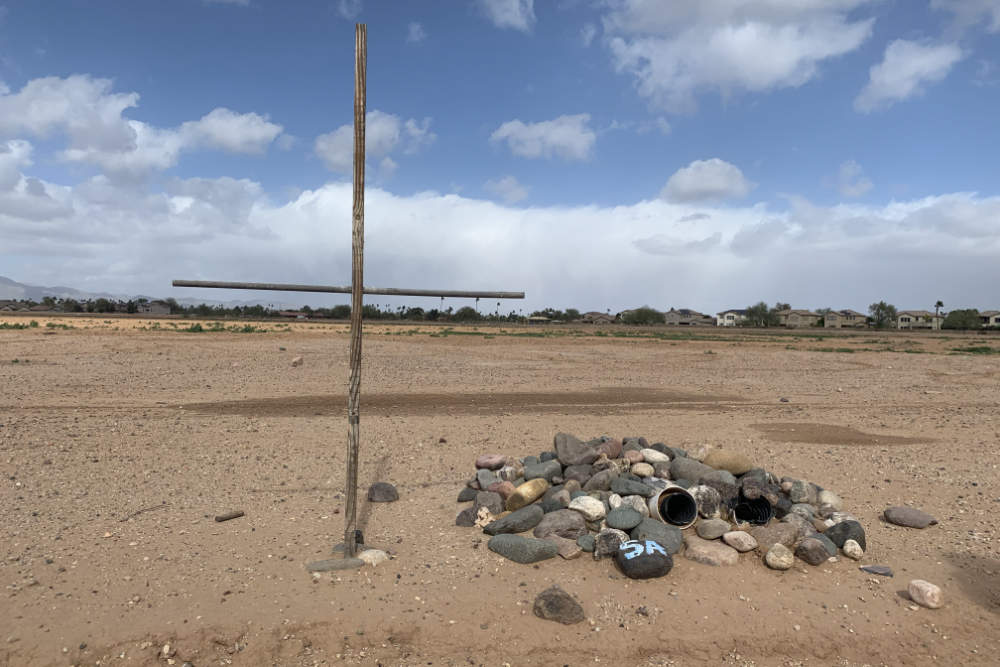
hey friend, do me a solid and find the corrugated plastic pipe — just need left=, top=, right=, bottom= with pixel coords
left=647, top=484, right=698, bottom=529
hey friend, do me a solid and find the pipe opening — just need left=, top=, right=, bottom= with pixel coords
left=732, top=495, right=773, bottom=525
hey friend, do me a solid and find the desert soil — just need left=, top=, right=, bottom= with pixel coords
left=1, top=316, right=998, bottom=666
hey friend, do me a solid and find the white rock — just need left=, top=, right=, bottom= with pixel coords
left=722, top=531, right=758, bottom=552
left=358, top=549, right=390, bottom=567
left=568, top=496, right=606, bottom=522
left=630, top=462, right=654, bottom=477
left=817, top=490, right=844, bottom=511
left=640, top=448, right=670, bottom=465
left=908, top=580, right=942, bottom=609
left=620, top=495, right=650, bottom=518
left=290, top=356, right=303, bottom=367
left=764, top=543, right=794, bottom=570
left=607, top=493, right=623, bottom=509
left=842, top=539, right=864, bottom=560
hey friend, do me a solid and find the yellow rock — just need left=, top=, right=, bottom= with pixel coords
left=703, top=450, right=754, bottom=475
left=505, top=478, right=549, bottom=511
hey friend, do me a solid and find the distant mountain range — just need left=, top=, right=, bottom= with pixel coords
left=0, top=276, right=298, bottom=309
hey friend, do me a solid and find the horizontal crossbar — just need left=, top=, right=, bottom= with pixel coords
left=172, top=279, right=524, bottom=300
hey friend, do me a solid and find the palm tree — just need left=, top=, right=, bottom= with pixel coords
left=934, top=300, right=944, bottom=317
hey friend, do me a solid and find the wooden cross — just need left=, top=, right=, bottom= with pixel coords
left=172, top=24, right=524, bottom=557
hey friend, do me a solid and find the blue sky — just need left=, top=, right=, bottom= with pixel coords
left=0, top=0, right=998, bottom=314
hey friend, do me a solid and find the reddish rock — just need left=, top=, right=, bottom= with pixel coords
left=475, top=453, right=506, bottom=470
left=488, top=480, right=516, bottom=500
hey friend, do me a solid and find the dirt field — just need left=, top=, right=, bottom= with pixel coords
left=2, top=317, right=998, bottom=666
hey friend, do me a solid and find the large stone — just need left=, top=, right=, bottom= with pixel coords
left=577, top=534, right=595, bottom=552
left=722, top=531, right=758, bottom=552
left=795, top=538, right=830, bottom=566
left=624, top=450, right=644, bottom=464
left=640, top=448, right=671, bottom=465
left=583, top=469, right=618, bottom=492
left=908, top=580, right=943, bottom=609
left=524, top=460, right=563, bottom=483
left=610, top=477, right=656, bottom=498
left=488, top=534, right=558, bottom=564
left=749, top=522, right=800, bottom=549
left=670, top=457, right=714, bottom=482
left=629, top=518, right=683, bottom=555
left=477, top=469, right=500, bottom=490
left=568, top=495, right=606, bottom=522
left=740, top=476, right=782, bottom=505
left=684, top=535, right=739, bottom=566
left=702, top=450, right=754, bottom=475
left=699, top=470, right=739, bottom=503
left=554, top=432, right=601, bottom=466
left=764, top=543, right=794, bottom=570
left=455, top=506, right=477, bottom=527
left=533, top=585, right=585, bottom=624
left=475, top=453, right=506, bottom=470
left=789, top=480, right=820, bottom=505
left=484, top=504, right=545, bottom=535
left=620, top=494, right=650, bottom=518
left=631, top=462, right=655, bottom=478
left=814, top=533, right=837, bottom=557
left=563, top=464, right=594, bottom=485
left=615, top=539, right=673, bottom=579
left=457, top=487, right=478, bottom=502
left=696, top=518, right=731, bottom=540
left=367, top=482, right=399, bottom=502
left=824, top=520, right=866, bottom=551
left=474, top=491, right=504, bottom=516
left=593, top=528, right=629, bottom=560
left=884, top=506, right=938, bottom=529
left=817, top=489, right=843, bottom=511
left=689, top=484, right=723, bottom=520
left=606, top=507, right=643, bottom=531
left=596, top=436, right=623, bottom=459
left=505, top=478, right=549, bottom=511
left=543, top=534, right=583, bottom=560
left=533, top=509, right=588, bottom=540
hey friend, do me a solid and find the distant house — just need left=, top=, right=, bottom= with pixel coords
left=664, top=308, right=714, bottom=326
left=0, top=300, right=21, bottom=311
left=775, top=309, right=821, bottom=328
left=28, top=304, right=50, bottom=312
left=897, top=310, right=942, bottom=330
left=527, top=316, right=551, bottom=325
left=824, top=309, right=867, bottom=328
left=716, top=309, right=748, bottom=327
left=580, top=311, right=615, bottom=324
left=138, top=300, right=171, bottom=315
left=980, top=310, right=1000, bottom=328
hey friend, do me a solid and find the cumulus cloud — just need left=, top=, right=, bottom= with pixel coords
left=0, top=75, right=284, bottom=174
left=314, top=110, right=436, bottom=174
left=662, top=158, right=754, bottom=202
left=837, top=160, right=873, bottom=197
left=855, top=40, right=964, bottom=112
left=602, top=0, right=875, bottom=112
left=3, top=167, right=1000, bottom=312
left=484, top=175, right=529, bottom=204
left=490, top=114, right=595, bottom=161
left=407, top=22, right=427, bottom=43
left=477, top=0, right=536, bottom=32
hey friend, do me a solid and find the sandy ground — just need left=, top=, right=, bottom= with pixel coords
left=1, top=316, right=998, bottom=666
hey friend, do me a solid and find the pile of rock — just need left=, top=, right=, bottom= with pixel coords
left=456, top=433, right=868, bottom=578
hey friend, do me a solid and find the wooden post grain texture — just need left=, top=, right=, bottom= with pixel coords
left=344, top=23, right=366, bottom=557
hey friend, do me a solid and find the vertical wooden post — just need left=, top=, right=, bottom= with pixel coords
left=344, top=23, right=366, bottom=557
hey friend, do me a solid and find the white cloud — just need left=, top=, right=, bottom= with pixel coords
left=602, top=0, right=875, bottom=112
left=484, top=175, right=529, bottom=203
left=337, top=0, right=362, bottom=20
left=931, top=0, right=1000, bottom=33
left=477, top=0, right=536, bottom=32
left=407, top=22, right=427, bottom=43
left=0, top=75, right=284, bottom=173
left=314, top=110, right=436, bottom=173
left=837, top=160, right=872, bottom=197
left=3, top=166, right=1000, bottom=313
left=662, top=158, right=754, bottom=202
left=581, top=23, right=598, bottom=47
left=855, top=40, right=964, bottom=112
left=490, top=114, right=595, bottom=161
